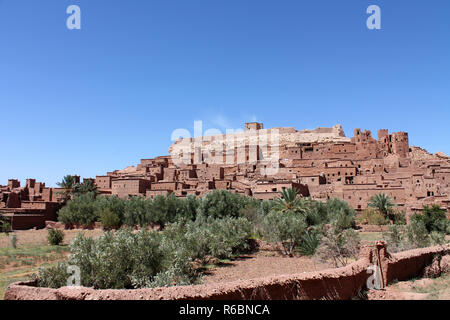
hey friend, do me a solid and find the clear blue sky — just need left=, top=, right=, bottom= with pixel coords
left=0, top=0, right=449, bottom=187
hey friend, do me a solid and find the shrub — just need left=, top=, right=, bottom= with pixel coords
left=207, top=217, right=253, bottom=258
left=162, top=217, right=253, bottom=261
left=34, top=217, right=254, bottom=290
left=297, top=229, right=321, bottom=256
left=315, top=227, right=360, bottom=267
left=390, top=210, right=407, bottom=225
left=47, top=229, right=64, bottom=246
left=57, top=193, right=98, bottom=227
left=411, top=205, right=448, bottom=234
left=36, top=230, right=168, bottom=289
left=321, top=198, right=356, bottom=232
left=198, top=190, right=250, bottom=219
left=262, top=211, right=307, bottom=256
left=430, top=231, right=446, bottom=246
left=99, top=208, right=121, bottom=230
left=357, top=208, right=389, bottom=226
left=328, top=200, right=356, bottom=230
left=0, top=220, right=10, bottom=233
left=406, top=218, right=431, bottom=248
left=33, top=262, right=69, bottom=289
left=382, top=225, right=415, bottom=253
left=123, top=196, right=149, bottom=227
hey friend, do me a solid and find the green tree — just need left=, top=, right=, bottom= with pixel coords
left=411, top=205, right=448, bottom=234
left=368, top=193, right=396, bottom=218
left=56, top=175, right=78, bottom=201
left=198, top=190, right=247, bottom=220
left=72, top=179, right=98, bottom=197
left=262, top=210, right=307, bottom=256
left=272, top=188, right=309, bottom=215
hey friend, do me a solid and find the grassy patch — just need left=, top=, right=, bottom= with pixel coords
left=411, top=273, right=450, bottom=300
left=0, top=244, right=70, bottom=300
left=359, top=232, right=383, bottom=242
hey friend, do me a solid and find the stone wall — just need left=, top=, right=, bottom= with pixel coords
left=5, top=243, right=449, bottom=300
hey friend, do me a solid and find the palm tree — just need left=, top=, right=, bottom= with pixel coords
left=368, top=193, right=396, bottom=218
left=56, top=175, right=78, bottom=201
left=56, top=175, right=77, bottom=190
left=72, top=179, right=98, bottom=196
left=273, top=188, right=309, bottom=215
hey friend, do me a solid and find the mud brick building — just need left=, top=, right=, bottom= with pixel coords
left=2, top=123, right=449, bottom=230
left=92, top=123, right=450, bottom=217
left=0, top=178, right=66, bottom=230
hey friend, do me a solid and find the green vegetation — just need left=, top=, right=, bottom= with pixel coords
left=357, top=208, right=389, bottom=226
left=383, top=205, right=449, bottom=253
left=28, top=188, right=449, bottom=291
left=410, top=273, right=450, bottom=300
left=47, top=229, right=65, bottom=246
left=0, top=244, right=70, bottom=298
left=0, top=215, right=11, bottom=234
left=56, top=175, right=98, bottom=201
left=315, top=226, right=360, bottom=268
left=366, top=193, right=406, bottom=224
left=368, top=193, right=396, bottom=218
left=34, top=218, right=253, bottom=289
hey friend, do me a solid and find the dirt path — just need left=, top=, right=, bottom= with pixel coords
left=202, top=243, right=332, bottom=284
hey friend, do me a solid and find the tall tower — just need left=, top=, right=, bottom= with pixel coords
left=391, top=132, right=409, bottom=158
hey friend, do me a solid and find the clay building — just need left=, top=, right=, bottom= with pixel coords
left=2, top=122, right=449, bottom=229
left=0, top=179, right=63, bottom=230
left=93, top=122, right=449, bottom=218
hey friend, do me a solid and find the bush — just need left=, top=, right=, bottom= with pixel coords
left=0, top=220, right=10, bottom=233
left=325, top=198, right=356, bottom=231
left=47, top=229, right=64, bottom=246
left=383, top=218, right=447, bottom=253
left=411, top=205, right=449, bottom=234
left=357, top=208, right=389, bottom=226
left=100, top=208, right=121, bottom=230
left=197, top=190, right=251, bottom=219
left=406, top=218, right=431, bottom=248
left=57, top=193, right=98, bottom=227
left=297, top=229, right=321, bottom=256
left=34, top=217, right=254, bottom=289
left=162, top=217, right=253, bottom=261
left=390, top=210, right=407, bottom=225
left=382, top=225, right=415, bottom=253
left=207, top=217, right=253, bottom=258
left=36, top=230, right=168, bottom=289
left=315, top=227, right=360, bottom=267
left=262, top=211, right=306, bottom=256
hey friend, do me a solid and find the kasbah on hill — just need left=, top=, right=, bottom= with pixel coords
left=1, top=122, right=449, bottom=230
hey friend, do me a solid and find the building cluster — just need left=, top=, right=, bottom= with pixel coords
left=0, top=179, right=65, bottom=229
left=97, top=123, right=450, bottom=214
left=1, top=123, right=449, bottom=230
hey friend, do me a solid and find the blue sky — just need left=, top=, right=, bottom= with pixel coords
left=0, top=0, right=449, bottom=186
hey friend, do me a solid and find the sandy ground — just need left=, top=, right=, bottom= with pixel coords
left=367, top=275, right=450, bottom=300
left=0, top=229, right=104, bottom=248
left=202, top=241, right=332, bottom=284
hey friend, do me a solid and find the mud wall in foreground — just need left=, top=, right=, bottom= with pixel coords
left=4, top=244, right=449, bottom=300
